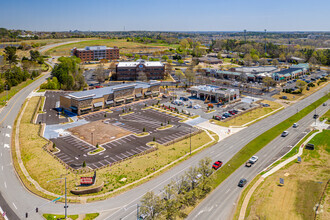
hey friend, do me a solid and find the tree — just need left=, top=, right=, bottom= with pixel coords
left=165, top=63, right=173, bottom=78
left=259, top=58, right=268, bottom=66
left=279, top=53, right=286, bottom=62
left=272, top=59, right=279, bottom=66
left=262, top=76, right=276, bottom=91
left=243, top=54, right=253, bottom=66
left=185, top=67, right=196, bottom=86
left=252, top=54, right=259, bottom=62
left=162, top=55, right=168, bottom=60
left=4, top=46, right=18, bottom=65
left=140, top=191, right=163, bottom=219
left=179, top=39, right=189, bottom=49
left=29, top=50, right=41, bottom=62
left=95, top=64, right=105, bottom=84
left=296, top=80, right=307, bottom=89
left=161, top=181, right=179, bottom=220
left=239, top=73, right=248, bottom=83
left=217, top=52, right=222, bottom=59
left=175, top=70, right=183, bottom=82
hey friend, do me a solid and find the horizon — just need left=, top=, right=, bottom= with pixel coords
left=1, top=0, right=330, bottom=32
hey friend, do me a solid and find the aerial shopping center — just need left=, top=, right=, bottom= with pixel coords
left=60, top=81, right=160, bottom=115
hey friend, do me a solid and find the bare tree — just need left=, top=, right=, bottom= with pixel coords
left=95, top=64, right=105, bottom=84
left=185, top=67, right=196, bottom=86
left=140, top=191, right=163, bottom=219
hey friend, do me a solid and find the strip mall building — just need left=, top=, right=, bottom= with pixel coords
left=60, top=81, right=160, bottom=115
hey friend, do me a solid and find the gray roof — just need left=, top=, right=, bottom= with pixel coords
left=234, top=66, right=278, bottom=73
left=67, top=81, right=159, bottom=100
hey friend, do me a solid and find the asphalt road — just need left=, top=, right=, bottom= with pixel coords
left=0, top=51, right=328, bottom=220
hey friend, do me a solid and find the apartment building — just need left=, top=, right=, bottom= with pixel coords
left=71, top=46, right=119, bottom=62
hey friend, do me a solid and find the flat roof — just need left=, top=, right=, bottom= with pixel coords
left=66, top=81, right=160, bottom=100
left=234, top=66, right=278, bottom=73
left=117, top=59, right=164, bottom=68
left=190, top=85, right=238, bottom=94
left=74, top=46, right=117, bottom=51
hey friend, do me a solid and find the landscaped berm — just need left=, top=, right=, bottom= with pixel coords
left=244, top=130, right=330, bottom=220
left=14, top=96, right=217, bottom=202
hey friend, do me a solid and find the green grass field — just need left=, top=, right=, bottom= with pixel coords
left=46, top=39, right=178, bottom=56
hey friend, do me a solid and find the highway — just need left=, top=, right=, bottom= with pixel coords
left=0, top=45, right=328, bottom=220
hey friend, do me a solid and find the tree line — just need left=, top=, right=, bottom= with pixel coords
left=139, top=157, right=214, bottom=219
left=41, top=56, right=86, bottom=90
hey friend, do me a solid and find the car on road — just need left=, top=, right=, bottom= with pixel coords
left=313, top=114, right=319, bottom=119
left=249, top=155, right=258, bottom=164
left=293, top=123, right=299, bottom=128
left=281, top=131, right=289, bottom=137
left=212, top=160, right=223, bottom=170
left=323, top=103, right=327, bottom=106
left=238, top=178, right=247, bottom=187
left=162, top=94, right=168, bottom=98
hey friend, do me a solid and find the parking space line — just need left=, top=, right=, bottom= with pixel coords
left=131, top=149, right=139, bottom=154
left=109, top=157, right=117, bottom=162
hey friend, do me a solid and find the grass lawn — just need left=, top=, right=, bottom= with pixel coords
left=43, top=213, right=79, bottom=220
left=213, top=100, right=283, bottom=127
left=46, top=39, right=177, bottom=56
left=244, top=130, right=330, bottom=220
left=320, top=109, right=330, bottom=124
left=16, top=96, right=217, bottom=201
left=84, top=213, right=99, bottom=220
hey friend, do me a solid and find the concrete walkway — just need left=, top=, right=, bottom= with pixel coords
left=238, top=127, right=323, bottom=219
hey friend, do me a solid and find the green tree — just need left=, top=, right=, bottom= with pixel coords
left=262, top=76, right=276, bottom=91
left=140, top=191, right=163, bottom=219
left=4, top=46, right=18, bottom=65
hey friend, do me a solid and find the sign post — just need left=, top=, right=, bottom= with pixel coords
left=279, top=178, right=284, bottom=186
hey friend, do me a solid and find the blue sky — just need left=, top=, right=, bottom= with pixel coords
left=1, top=0, right=330, bottom=31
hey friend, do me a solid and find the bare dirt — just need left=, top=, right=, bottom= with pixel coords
left=68, top=120, right=131, bottom=145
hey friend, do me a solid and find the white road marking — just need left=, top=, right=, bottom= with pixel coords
left=4, top=144, right=9, bottom=148
left=1, top=166, right=3, bottom=171
left=75, top=157, right=78, bottom=160
left=12, top=203, right=17, bottom=210
left=7, top=125, right=11, bottom=129
left=5, top=134, right=10, bottom=137
left=4, top=182, right=6, bottom=188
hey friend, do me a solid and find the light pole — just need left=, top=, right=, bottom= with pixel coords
left=47, top=177, right=68, bottom=219
left=91, top=132, right=94, bottom=146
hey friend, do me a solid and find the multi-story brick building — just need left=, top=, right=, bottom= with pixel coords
left=116, top=59, right=165, bottom=81
left=60, top=81, right=160, bottom=115
left=71, top=46, right=119, bottom=62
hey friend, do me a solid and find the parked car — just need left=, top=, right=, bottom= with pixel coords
left=180, top=97, right=189, bottom=101
left=228, top=111, right=236, bottom=115
left=293, top=123, right=299, bottom=128
left=212, top=160, right=223, bottom=170
left=313, top=114, right=319, bottom=119
left=214, top=116, right=222, bottom=121
left=238, top=178, right=248, bottom=187
left=233, top=109, right=239, bottom=114
left=323, top=103, right=327, bottom=106
left=249, top=155, right=258, bottom=164
left=281, top=131, right=289, bottom=137
left=162, top=94, right=168, bottom=98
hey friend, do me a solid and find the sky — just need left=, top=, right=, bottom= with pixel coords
left=1, top=0, right=330, bottom=32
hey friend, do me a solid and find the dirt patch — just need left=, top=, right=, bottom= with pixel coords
left=68, top=120, right=131, bottom=145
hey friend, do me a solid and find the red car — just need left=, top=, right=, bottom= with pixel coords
left=212, top=160, right=223, bottom=170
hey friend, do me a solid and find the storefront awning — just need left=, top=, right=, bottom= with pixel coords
left=70, top=106, right=78, bottom=110
left=93, top=102, right=103, bottom=108
left=145, top=91, right=152, bottom=96
left=135, top=93, right=142, bottom=98
left=81, top=106, right=92, bottom=110
left=105, top=100, right=114, bottom=105
left=126, top=96, right=134, bottom=100
left=152, top=91, right=159, bottom=94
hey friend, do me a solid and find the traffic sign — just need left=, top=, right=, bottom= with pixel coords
left=279, top=178, right=284, bottom=185
left=297, top=156, right=301, bottom=163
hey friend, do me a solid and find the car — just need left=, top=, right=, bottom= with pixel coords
left=245, top=162, right=252, bottom=167
left=323, top=103, right=327, bottom=106
left=228, top=111, right=236, bottom=115
left=293, top=123, right=299, bottom=128
left=214, top=116, right=222, bottom=121
left=313, top=114, right=319, bottom=119
left=281, top=131, right=289, bottom=137
left=212, top=160, right=223, bottom=170
left=238, top=178, right=248, bottom=187
left=233, top=109, right=239, bottom=114
left=249, top=155, right=258, bottom=164
left=162, top=94, right=168, bottom=98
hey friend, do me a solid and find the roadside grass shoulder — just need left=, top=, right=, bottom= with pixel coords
left=320, top=109, right=330, bottom=124
left=214, top=100, right=283, bottom=127
left=244, top=130, right=330, bottom=220
left=210, top=94, right=328, bottom=189
left=83, top=213, right=99, bottom=220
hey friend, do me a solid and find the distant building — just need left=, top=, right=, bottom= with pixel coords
left=198, top=57, right=223, bottom=64
left=273, top=63, right=309, bottom=81
left=60, top=81, right=160, bottom=115
left=71, top=46, right=119, bottom=62
left=116, top=59, right=165, bottom=81
left=189, top=85, right=239, bottom=104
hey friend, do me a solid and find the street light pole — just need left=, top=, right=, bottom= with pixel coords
left=47, top=177, right=68, bottom=219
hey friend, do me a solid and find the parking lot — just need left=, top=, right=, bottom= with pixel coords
left=49, top=100, right=197, bottom=170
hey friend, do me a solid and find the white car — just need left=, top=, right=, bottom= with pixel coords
left=281, top=131, right=289, bottom=137
left=193, top=104, right=201, bottom=109
left=249, top=155, right=258, bottom=164
left=293, top=123, right=299, bottom=128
